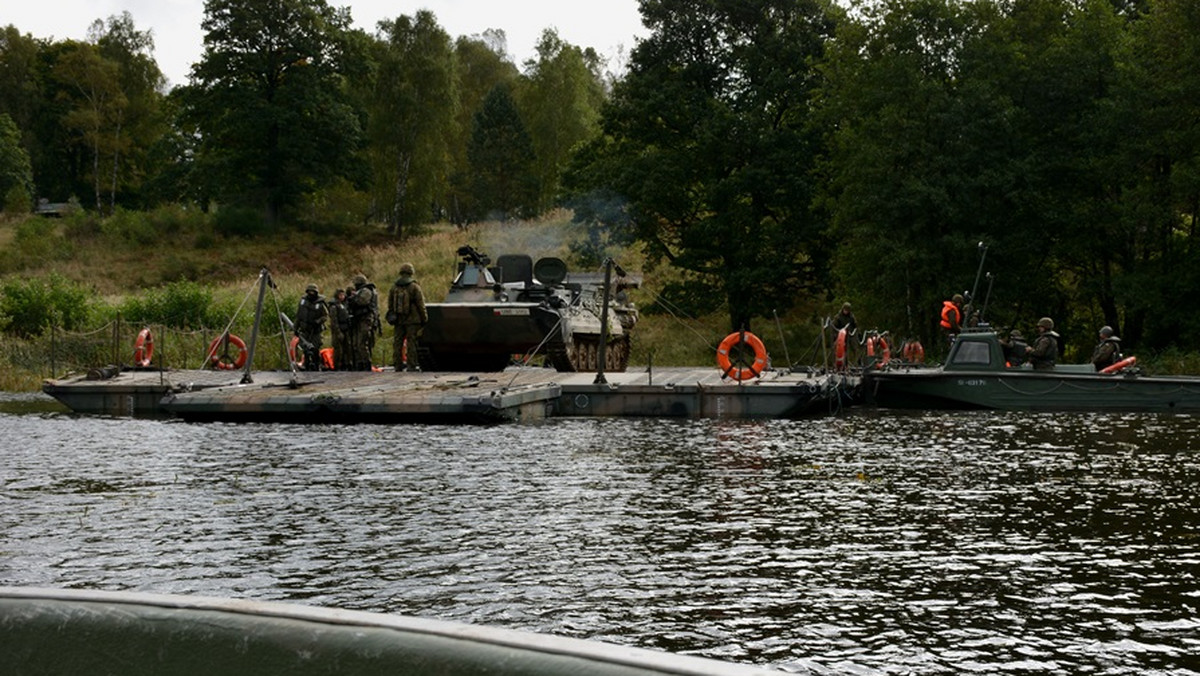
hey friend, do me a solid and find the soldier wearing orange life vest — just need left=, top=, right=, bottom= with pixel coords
left=940, top=293, right=963, bottom=343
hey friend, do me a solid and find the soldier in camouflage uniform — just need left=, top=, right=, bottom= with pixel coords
left=1025, top=317, right=1060, bottom=370
left=387, top=262, right=428, bottom=371
left=348, top=274, right=379, bottom=371
left=328, top=288, right=351, bottom=370
left=294, top=284, right=328, bottom=370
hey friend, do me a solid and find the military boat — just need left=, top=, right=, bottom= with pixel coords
left=418, top=246, right=638, bottom=372
left=0, top=587, right=784, bottom=676
left=862, top=329, right=1200, bottom=412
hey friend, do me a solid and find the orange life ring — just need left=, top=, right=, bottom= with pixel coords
left=834, top=328, right=848, bottom=371
left=132, top=328, right=154, bottom=367
left=1099, top=355, right=1137, bottom=374
left=289, top=335, right=304, bottom=367
left=207, top=333, right=248, bottom=370
left=716, top=331, right=769, bottom=381
left=901, top=340, right=925, bottom=364
left=867, top=334, right=891, bottom=367
left=320, top=347, right=335, bottom=370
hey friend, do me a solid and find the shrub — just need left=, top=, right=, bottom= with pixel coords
left=0, top=273, right=94, bottom=337
left=100, top=207, right=159, bottom=245
left=118, top=279, right=230, bottom=329
left=214, top=206, right=269, bottom=238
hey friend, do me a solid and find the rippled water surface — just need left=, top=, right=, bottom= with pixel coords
left=2, top=392, right=1199, bottom=675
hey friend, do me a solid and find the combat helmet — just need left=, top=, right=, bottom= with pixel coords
left=1037, top=317, right=1054, bottom=330
left=399, top=263, right=415, bottom=276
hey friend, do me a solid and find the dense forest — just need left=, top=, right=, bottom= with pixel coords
left=2, top=0, right=1199, bottom=359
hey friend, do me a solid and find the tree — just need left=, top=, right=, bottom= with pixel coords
left=368, top=11, right=457, bottom=235
left=181, top=0, right=363, bottom=224
left=1104, top=0, right=1200, bottom=349
left=518, top=29, right=606, bottom=213
left=88, top=12, right=167, bottom=210
left=54, top=41, right=124, bottom=213
left=0, top=112, right=33, bottom=212
left=447, top=33, right=519, bottom=223
left=467, top=83, right=537, bottom=220
left=567, top=0, right=838, bottom=331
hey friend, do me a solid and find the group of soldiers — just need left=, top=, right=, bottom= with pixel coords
left=291, top=264, right=428, bottom=372
left=939, top=293, right=1123, bottom=371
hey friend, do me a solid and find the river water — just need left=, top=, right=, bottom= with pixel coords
left=2, top=392, right=1198, bottom=675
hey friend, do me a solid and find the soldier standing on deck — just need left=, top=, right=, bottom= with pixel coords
left=294, top=284, right=327, bottom=371
left=328, top=288, right=351, bottom=370
left=348, top=274, right=378, bottom=371
left=387, top=263, right=428, bottom=372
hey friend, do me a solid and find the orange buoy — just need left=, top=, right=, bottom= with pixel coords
left=132, top=328, right=154, bottom=367
left=716, top=331, right=769, bottom=381
left=1099, top=355, right=1136, bottom=374
left=834, top=328, right=848, bottom=371
left=207, top=333, right=248, bottom=370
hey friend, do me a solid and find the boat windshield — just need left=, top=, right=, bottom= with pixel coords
left=951, top=340, right=993, bottom=367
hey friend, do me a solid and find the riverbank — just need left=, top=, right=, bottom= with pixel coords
left=1, top=210, right=832, bottom=391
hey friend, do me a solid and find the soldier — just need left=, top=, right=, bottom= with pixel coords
left=328, top=288, right=351, bottom=370
left=1091, top=325, right=1122, bottom=371
left=1025, top=317, right=1060, bottom=370
left=940, top=293, right=964, bottom=345
left=1000, top=329, right=1028, bottom=367
left=387, top=262, right=428, bottom=372
left=294, top=284, right=327, bottom=371
left=348, top=273, right=379, bottom=371
left=831, top=302, right=857, bottom=334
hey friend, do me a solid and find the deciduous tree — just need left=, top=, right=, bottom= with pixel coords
left=181, top=0, right=363, bottom=224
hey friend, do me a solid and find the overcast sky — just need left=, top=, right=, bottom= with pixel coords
left=8, top=0, right=649, bottom=88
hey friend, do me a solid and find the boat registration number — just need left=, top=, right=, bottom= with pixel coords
left=493, top=308, right=530, bottom=316
left=957, top=379, right=987, bottom=386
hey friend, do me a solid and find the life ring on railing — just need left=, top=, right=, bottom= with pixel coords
left=288, top=335, right=304, bottom=368
left=1099, top=355, right=1137, bottom=374
left=716, top=331, right=769, bottom=381
left=866, top=334, right=891, bottom=367
left=901, top=340, right=925, bottom=364
left=132, top=328, right=154, bottom=367
left=207, top=333, right=248, bottom=370
left=834, top=328, right=848, bottom=372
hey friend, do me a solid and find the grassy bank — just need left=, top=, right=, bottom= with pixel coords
left=4, top=209, right=835, bottom=392
left=4, top=209, right=1195, bottom=393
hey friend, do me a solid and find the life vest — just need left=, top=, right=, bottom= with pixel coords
left=940, top=301, right=961, bottom=331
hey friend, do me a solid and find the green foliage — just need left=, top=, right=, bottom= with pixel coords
left=181, top=0, right=364, bottom=223
left=518, top=29, right=606, bottom=213
left=117, top=279, right=228, bottom=329
left=0, top=218, right=73, bottom=273
left=100, top=207, right=158, bottom=244
left=566, top=0, right=836, bottom=332
left=0, top=273, right=93, bottom=337
left=0, top=113, right=32, bottom=212
left=468, top=84, right=538, bottom=221
left=213, top=206, right=269, bottom=238
left=367, top=11, right=458, bottom=235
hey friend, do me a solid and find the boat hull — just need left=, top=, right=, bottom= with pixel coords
left=863, top=368, right=1200, bottom=412
left=0, top=587, right=782, bottom=676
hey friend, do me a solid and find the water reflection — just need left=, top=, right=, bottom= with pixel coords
left=2, top=397, right=1198, bottom=674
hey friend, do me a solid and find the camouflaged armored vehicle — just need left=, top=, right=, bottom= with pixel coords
left=417, top=246, right=638, bottom=372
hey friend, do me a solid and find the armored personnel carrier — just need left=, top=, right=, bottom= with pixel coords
left=417, top=246, right=638, bottom=372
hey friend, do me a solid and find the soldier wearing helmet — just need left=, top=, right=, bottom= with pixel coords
left=347, top=273, right=379, bottom=370
left=831, top=302, right=857, bottom=334
left=387, top=262, right=428, bottom=372
left=1025, top=317, right=1059, bottom=370
left=294, top=283, right=327, bottom=371
left=1090, top=325, right=1122, bottom=371
left=328, top=288, right=351, bottom=370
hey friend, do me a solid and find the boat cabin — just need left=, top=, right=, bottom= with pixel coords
left=945, top=331, right=1095, bottom=374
